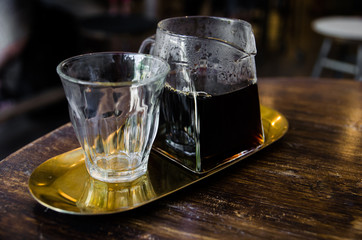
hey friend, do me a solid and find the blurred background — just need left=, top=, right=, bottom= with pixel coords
left=0, top=0, right=361, bottom=159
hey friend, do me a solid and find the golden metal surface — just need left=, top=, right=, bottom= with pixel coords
left=28, top=106, right=288, bottom=215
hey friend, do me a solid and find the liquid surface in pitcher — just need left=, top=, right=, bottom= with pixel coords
left=162, top=80, right=264, bottom=170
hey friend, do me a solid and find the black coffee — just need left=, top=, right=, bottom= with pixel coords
left=161, top=82, right=264, bottom=171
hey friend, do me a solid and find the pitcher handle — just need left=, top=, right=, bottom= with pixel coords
left=138, top=35, right=155, bottom=54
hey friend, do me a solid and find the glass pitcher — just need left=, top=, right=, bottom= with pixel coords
left=139, top=16, right=264, bottom=173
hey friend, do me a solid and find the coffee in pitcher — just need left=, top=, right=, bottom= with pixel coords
left=160, top=69, right=264, bottom=172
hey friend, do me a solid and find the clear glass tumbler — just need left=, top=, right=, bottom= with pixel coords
left=57, top=52, right=170, bottom=182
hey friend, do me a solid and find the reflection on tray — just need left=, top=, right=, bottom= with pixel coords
left=29, top=149, right=199, bottom=215
left=77, top=173, right=156, bottom=212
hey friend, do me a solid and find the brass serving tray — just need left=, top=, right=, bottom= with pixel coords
left=28, top=106, right=288, bottom=215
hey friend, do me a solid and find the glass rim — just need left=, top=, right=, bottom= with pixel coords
left=56, top=52, right=170, bottom=87
left=157, top=16, right=253, bottom=39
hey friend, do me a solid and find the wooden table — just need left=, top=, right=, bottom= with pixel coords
left=1, top=77, right=361, bottom=239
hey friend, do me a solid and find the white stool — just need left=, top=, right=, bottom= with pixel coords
left=311, top=16, right=362, bottom=81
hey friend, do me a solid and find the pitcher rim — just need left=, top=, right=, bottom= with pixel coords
left=157, top=16, right=256, bottom=55
left=160, top=16, right=251, bottom=34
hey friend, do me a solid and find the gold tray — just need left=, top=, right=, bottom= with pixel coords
left=28, top=105, right=288, bottom=215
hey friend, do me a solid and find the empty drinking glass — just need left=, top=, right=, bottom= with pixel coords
left=57, top=52, right=170, bottom=182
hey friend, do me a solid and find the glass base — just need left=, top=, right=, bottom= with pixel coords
left=85, top=155, right=148, bottom=183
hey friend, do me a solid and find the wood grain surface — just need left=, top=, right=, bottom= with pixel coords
left=0, top=77, right=361, bottom=240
